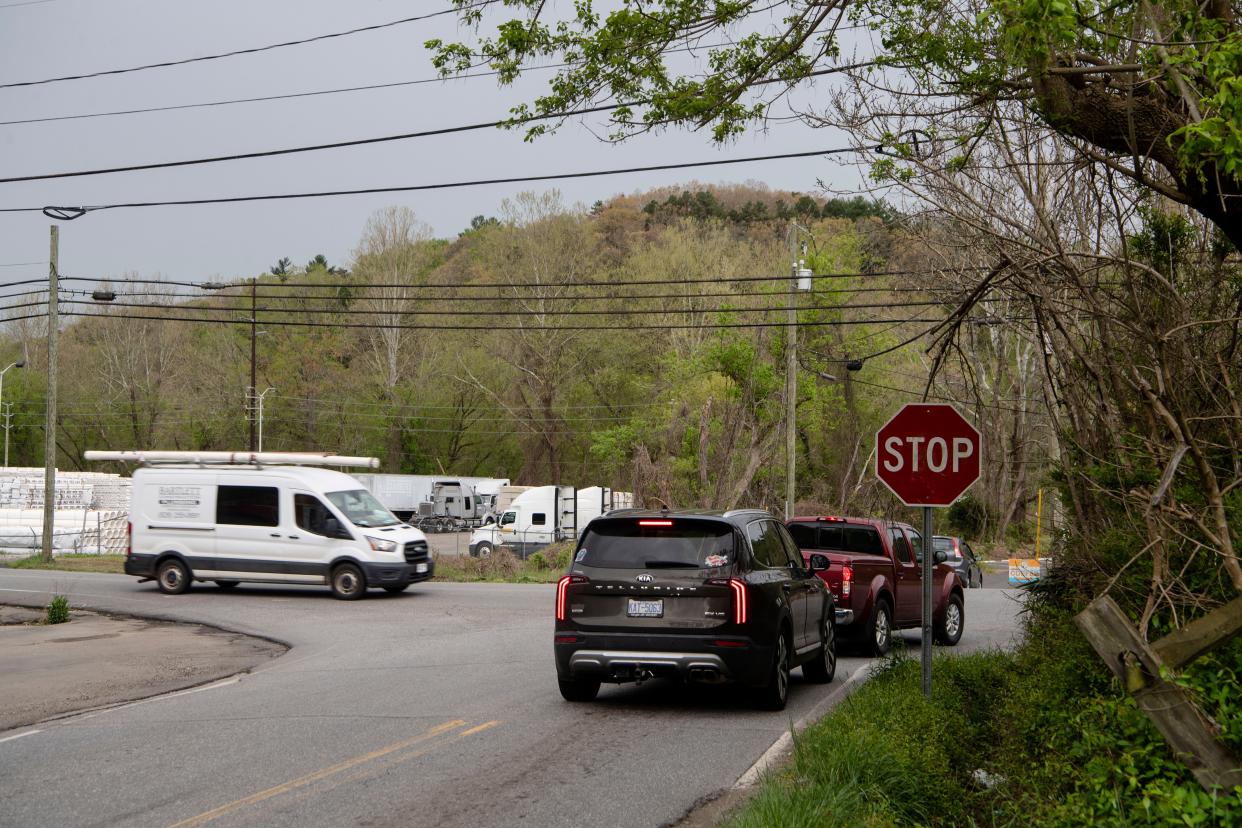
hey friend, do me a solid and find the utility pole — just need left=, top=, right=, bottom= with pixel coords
left=41, top=226, right=58, bottom=563
left=249, top=278, right=257, bottom=451
left=2, top=403, right=12, bottom=468
left=784, top=223, right=814, bottom=520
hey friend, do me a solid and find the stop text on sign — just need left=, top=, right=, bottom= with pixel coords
left=881, top=436, right=976, bottom=474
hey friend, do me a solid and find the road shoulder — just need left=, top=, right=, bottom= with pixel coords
left=0, top=604, right=286, bottom=732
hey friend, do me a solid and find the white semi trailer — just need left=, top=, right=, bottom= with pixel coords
left=350, top=474, right=510, bottom=522
left=467, top=485, right=634, bottom=558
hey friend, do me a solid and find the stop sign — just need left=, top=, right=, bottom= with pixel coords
left=875, top=403, right=981, bottom=507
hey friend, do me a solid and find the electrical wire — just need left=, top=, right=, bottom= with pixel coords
left=59, top=309, right=948, bottom=331
left=0, top=64, right=871, bottom=184
left=47, top=297, right=949, bottom=317
left=56, top=284, right=956, bottom=302
left=0, top=3, right=485, bottom=90
left=6, top=147, right=873, bottom=218
left=59, top=266, right=980, bottom=289
left=0, top=42, right=741, bottom=127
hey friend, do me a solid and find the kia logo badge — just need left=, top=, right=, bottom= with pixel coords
left=636, top=573, right=654, bottom=583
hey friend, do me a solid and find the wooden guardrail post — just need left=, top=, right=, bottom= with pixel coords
left=1076, top=596, right=1242, bottom=792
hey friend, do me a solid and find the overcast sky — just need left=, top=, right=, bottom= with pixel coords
left=0, top=0, right=858, bottom=288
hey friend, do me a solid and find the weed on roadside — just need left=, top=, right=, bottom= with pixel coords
left=45, top=595, right=70, bottom=624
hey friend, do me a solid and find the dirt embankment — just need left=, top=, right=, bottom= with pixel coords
left=0, top=606, right=286, bottom=731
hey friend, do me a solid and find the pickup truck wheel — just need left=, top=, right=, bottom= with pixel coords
left=558, top=676, right=600, bottom=702
left=866, top=599, right=892, bottom=657
left=934, top=593, right=965, bottom=645
left=156, top=558, right=191, bottom=595
left=330, top=563, right=367, bottom=600
left=751, top=631, right=791, bottom=710
left=475, top=542, right=493, bottom=559
left=802, top=614, right=836, bottom=684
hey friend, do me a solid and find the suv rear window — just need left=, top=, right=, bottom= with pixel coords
left=787, top=522, right=884, bottom=555
left=933, top=537, right=961, bottom=558
left=577, top=519, right=734, bottom=569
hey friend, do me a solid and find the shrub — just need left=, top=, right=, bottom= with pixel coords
left=46, top=594, right=70, bottom=624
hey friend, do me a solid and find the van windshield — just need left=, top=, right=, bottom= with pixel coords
left=326, top=489, right=401, bottom=528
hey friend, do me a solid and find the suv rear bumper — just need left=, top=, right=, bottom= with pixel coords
left=555, top=632, right=773, bottom=687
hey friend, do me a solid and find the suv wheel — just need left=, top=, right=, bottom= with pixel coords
left=558, top=676, right=600, bottom=702
left=751, top=631, right=791, bottom=710
left=867, top=599, right=892, bottom=657
left=157, top=558, right=191, bottom=595
left=330, top=563, right=367, bottom=600
left=934, top=593, right=964, bottom=646
left=803, top=615, right=836, bottom=684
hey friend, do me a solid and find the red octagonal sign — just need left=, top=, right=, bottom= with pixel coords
left=875, top=403, right=981, bottom=507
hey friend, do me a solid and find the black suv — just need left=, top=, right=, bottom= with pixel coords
left=553, top=509, right=836, bottom=710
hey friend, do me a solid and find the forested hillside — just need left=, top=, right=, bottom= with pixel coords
left=0, top=184, right=1052, bottom=545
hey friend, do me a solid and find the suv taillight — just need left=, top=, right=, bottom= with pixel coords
left=555, top=574, right=588, bottom=621
left=126, top=521, right=132, bottom=557
left=841, top=565, right=853, bottom=599
left=729, top=578, right=748, bottom=624
left=708, top=577, right=749, bottom=624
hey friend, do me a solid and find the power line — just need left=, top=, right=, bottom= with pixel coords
left=6, top=147, right=871, bottom=218
left=59, top=266, right=970, bottom=289
left=57, top=284, right=954, bottom=302
left=58, top=309, right=947, bottom=331
left=0, top=3, right=482, bottom=90
left=0, top=42, right=737, bottom=127
left=0, top=261, right=44, bottom=267
left=46, top=297, right=948, bottom=317
left=0, top=101, right=624, bottom=185
left=0, top=64, right=870, bottom=184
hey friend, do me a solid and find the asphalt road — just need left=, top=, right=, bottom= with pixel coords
left=0, top=570, right=1025, bottom=828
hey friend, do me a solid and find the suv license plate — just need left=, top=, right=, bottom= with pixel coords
left=627, top=598, right=663, bottom=618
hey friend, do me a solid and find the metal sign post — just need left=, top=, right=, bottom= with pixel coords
left=922, top=505, right=933, bottom=697
left=874, top=403, right=982, bottom=699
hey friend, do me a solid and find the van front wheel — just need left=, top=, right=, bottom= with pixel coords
left=330, top=563, right=367, bottom=600
left=156, top=558, right=191, bottom=595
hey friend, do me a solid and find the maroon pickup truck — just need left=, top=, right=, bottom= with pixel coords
left=786, top=515, right=965, bottom=655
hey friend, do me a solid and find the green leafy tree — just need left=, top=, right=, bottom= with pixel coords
left=429, top=0, right=1242, bottom=248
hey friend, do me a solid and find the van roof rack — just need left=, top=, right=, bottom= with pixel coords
left=83, top=451, right=380, bottom=469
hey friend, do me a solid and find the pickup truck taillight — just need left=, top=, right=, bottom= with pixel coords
left=555, top=574, right=588, bottom=621
left=841, top=565, right=853, bottom=599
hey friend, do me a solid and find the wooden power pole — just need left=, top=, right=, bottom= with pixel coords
left=41, top=225, right=58, bottom=562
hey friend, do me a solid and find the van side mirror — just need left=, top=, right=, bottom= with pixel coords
left=808, top=554, right=829, bottom=572
left=324, top=517, right=352, bottom=540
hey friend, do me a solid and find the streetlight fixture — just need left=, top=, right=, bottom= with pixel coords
left=0, top=359, right=24, bottom=467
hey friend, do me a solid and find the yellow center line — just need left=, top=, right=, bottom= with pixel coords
left=167, top=719, right=467, bottom=828
left=272, top=720, right=505, bottom=813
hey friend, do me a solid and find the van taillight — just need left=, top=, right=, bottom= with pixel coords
left=841, top=565, right=853, bottom=599
left=555, top=575, right=588, bottom=621
left=126, top=521, right=132, bottom=557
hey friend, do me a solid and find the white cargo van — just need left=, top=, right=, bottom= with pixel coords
left=85, top=451, right=434, bottom=600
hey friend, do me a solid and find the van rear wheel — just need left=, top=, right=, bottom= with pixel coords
left=156, top=558, right=191, bottom=595
left=330, top=563, right=367, bottom=600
